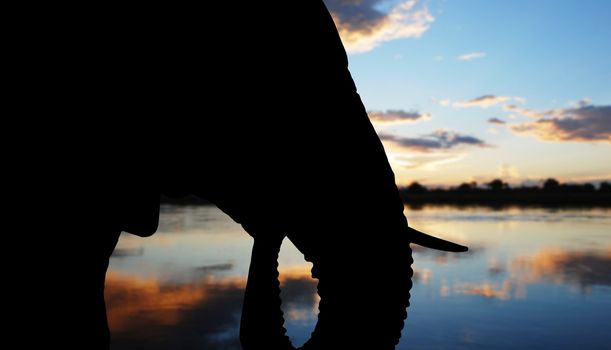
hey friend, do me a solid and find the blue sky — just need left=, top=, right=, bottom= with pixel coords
left=325, top=0, right=611, bottom=186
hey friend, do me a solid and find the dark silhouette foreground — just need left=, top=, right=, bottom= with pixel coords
left=34, top=2, right=466, bottom=349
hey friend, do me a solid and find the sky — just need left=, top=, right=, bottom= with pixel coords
left=324, top=0, right=611, bottom=187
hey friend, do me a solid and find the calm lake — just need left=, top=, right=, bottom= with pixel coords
left=107, top=204, right=611, bottom=350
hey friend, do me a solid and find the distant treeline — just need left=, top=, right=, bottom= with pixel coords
left=399, top=178, right=611, bottom=206
left=159, top=178, right=611, bottom=207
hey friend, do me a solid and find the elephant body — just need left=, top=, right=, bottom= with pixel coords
left=30, top=1, right=463, bottom=349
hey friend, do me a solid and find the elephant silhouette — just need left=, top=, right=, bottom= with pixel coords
left=32, top=1, right=467, bottom=349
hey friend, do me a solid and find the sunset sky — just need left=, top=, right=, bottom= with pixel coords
left=326, top=0, right=610, bottom=187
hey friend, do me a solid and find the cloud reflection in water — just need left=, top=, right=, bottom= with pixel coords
left=511, top=247, right=611, bottom=291
left=107, top=268, right=319, bottom=350
left=450, top=247, right=611, bottom=300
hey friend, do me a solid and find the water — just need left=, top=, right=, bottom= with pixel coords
left=107, top=205, right=611, bottom=349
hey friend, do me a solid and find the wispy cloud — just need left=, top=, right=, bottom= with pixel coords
left=326, top=0, right=434, bottom=53
left=457, top=52, right=486, bottom=61
left=380, top=129, right=490, bottom=152
left=392, top=152, right=467, bottom=170
left=488, top=117, right=506, bottom=125
left=569, top=97, right=592, bottom=108
left=497, top=163, right=520, bottom=181
left=368, top=109, right=431, bottom=124
left=454, top=95, right=512, bottom=108
left=503, top=104, right=560, bottom=119
left=510, top=104, right=611, bottom=142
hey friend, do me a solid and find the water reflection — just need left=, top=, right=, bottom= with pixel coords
left=412, top=268, right=433, bottom=284
left=411, top=243, right=485, bottom=264
left=107, top=272, right=243, bottom=334
left=107, top=268, right=318, bottom=350
left=107, top=272, right=244, bottom=349
left=444, top=248, right=611, bottom=302
left=512, top=247, right=611, bottom=290
left=454, top=280, right=516, bottom=300
left=106, top=205, right=611, bottom=350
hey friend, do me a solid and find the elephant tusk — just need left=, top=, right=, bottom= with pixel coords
left=407, top=226, right=468, bottom=252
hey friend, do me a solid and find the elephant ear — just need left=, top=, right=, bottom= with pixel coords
left=407, top=226, right=468, bottom=252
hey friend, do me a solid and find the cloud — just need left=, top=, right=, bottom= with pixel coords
left=380, top=129, right=490, bottom=152
left=368, top=109, right=431, bottom=124
left=488, top=117, right=506, bottom=125
left=570, top=97, right=592, bottom=108
left=382, top=130, right=491, bottom=170
left=326, top=0, right=434, bottom=53
left=393, top=152, right=467, bottom=170
left=457, top=52, right=486, bottom=61
left=454, top=95, right=512, bottom=108
left=503, top=104, right=561, bottom=119
left=510, top=104, right=611, bottom=142
left=497, top=163, right=520, bottom=180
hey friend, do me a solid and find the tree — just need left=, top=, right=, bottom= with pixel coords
left=600, top=182, right=611, bottom=193
left=487, top=179, right=504, bottom=191
left=543, top=178, right=560, bottom=191
left=457, top=182, right=474, bottom=191
left=407, top=182, right=427, bottom=193
left=582, top=183, right=595, bottom=192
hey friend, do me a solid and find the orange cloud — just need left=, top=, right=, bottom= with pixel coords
left=503, top=104, right=561, bottom=119
left=368, top=109, right=431, bottom=124
left=453, top=95, right=512, bottom=108
left=391, top=152, right=467, bottom=171
left=510, top=105, right=611, bottom=142
left=328, top=0, right=434, bottom=53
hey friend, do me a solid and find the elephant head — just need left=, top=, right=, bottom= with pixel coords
left=175, top=2, right=470, bottom=349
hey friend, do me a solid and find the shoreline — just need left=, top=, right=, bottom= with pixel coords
left=160, top=193, right=611, bottom=208
left=399, top=191, right=611, bottom=207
